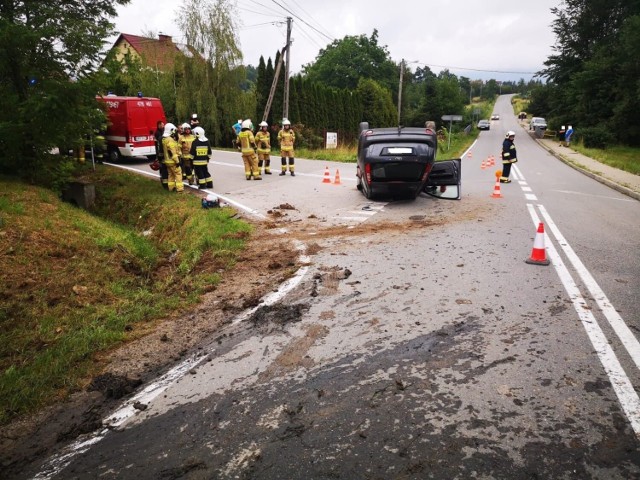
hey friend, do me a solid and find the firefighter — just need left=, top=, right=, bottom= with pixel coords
left=154, top=120, right=169, bottom=189
left=255, top=121, right=272, bottom=175
left=237, top=119, right=261, bottom=180
left=500, top=130, right=517, bottom=183
left=162, top=123, right=184, bottom=192
left=179, top=123, right=196, bottom=185
left=277, top=119, right=295, bottom=176
left=190, top=127, right=213, bottom=189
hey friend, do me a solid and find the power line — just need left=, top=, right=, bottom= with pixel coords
left=287, top=0, right=333, bottom=42
left=268, top=0, right=334, bottom=42
left=415, top=61, right=537, bottom=75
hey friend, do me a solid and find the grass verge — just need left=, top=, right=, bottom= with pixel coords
left=0, top=168, right=250, bottom=424
left=572, top=143, right=640, bottom=175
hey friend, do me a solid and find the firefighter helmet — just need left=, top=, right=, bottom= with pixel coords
left=241, top=119, right=253, bottom=129
left=193, top=126, right=207, bottom=141
left=182, top=123, right=191, bottom=130
left=259, top=121, right=268, bottom=128
left=282, top=119, right=291, bottom=126
left=506, top=130, right=515, bottom=137
left=163, top=123, right=176, bottom=137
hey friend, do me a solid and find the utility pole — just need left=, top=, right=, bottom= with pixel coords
left=283, top=16, right=292, bottom=121
left=397, top=59, right=404, bottom=126
left=262, top=46, right=286, bottom=122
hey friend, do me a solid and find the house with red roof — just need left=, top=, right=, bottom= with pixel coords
left=109, top=33, right=194, bottom=71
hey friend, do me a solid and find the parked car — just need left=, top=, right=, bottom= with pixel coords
left=491, top=114, right=500, bottom=120
left=356, top=122, right=461, bottom=200
left=477, top=120, right=491, bottom=130
left=530, top=117, right=547, bottom=130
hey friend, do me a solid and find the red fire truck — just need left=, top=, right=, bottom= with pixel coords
left=97, top=95, right=166, bottom=161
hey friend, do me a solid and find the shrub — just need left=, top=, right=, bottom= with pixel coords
left=578, top=127, right=615, bottom=149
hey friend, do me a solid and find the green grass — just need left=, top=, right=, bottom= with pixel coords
left=573, top=143, right=640, bottom=175
left=0, top=170, right=250, bottom=424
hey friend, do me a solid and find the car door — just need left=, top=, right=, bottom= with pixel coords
left=423, top=159, right=461, bottom=199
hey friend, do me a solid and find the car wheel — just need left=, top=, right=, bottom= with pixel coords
left=108, top=147, right=121, bottom=162
left=363, top=183, right=373, bottom=199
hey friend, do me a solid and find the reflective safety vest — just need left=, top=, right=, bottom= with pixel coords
left=190, top=139, right=212, bottom=165
left=278, top=129, right=295, bottom=151
left=162, top=136, right=180, bottom=164
left=237, top=130, right=256, bottom=154
left=255, top=130, right=271, bottom=153
left=501, top=139, right=517, bottom=163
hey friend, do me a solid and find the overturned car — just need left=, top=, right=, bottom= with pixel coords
left=356, top=122, right=461, bottom=200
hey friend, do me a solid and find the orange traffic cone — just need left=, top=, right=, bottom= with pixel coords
left=481, top=158, right=487, bottom=169
left=526, top=222, right=551, bottom=265
left=322, top=166, right=331, bottom=184
left=333, top=169, right=341, bottom=185
left=490, top=171, right=503, bottom=198
left=489, top=155, right=495, bottom=166
left=467, top=151, right=473, bottom=160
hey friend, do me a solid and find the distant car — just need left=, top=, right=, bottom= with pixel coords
left=477, top=120, right=490, bottom=130
left=530, top=117, right=547, bottom=130
left=491, top=114, right=500, bottom=120
left=356, top=122, right=461, bottom=200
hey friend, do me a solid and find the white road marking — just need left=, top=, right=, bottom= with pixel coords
left=210, top=160, right=356, bottom=182
left=527, top=204, right=640, bottom=437
left=525, top=194, right=538, bottom=201
left=554, top=190, right=634, bottom=202
left=537, top=204, right=640, bottom=371
left=521, top=187, right=533, bottom=192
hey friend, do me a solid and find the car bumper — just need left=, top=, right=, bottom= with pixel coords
left=368, top=181, right=424, bottom=198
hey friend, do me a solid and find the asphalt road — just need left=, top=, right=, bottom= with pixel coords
left=27, top=96, right=640, bottom=479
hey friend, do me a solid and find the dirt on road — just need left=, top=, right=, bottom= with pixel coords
left=0, top=196, right=485, bottom=478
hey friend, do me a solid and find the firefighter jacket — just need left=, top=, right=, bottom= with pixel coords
left=162, top=136, right=180, bottom=165
left=179, top=133, right=195, bottom=159
left=278, top=129, right=295, bottom=152
left=237, top=129, right=257, bottom=154
left=155, top=129, right=165, bottom=160
left=255, top=130, right=271, bottom=154
left=501, top=138, right=517, bottom=163
left=190, top=139, right=212, bottom=165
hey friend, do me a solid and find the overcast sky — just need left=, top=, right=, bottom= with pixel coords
left=112, top=0, right=562, bottom=82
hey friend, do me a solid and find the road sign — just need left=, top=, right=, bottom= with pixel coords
left=441, top=115, right=463, bottom=121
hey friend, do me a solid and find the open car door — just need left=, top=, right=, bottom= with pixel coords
left=422, top=158, right=461, bottom=200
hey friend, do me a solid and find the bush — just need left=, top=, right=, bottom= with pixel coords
left=578, top=127, right=615, bottom=149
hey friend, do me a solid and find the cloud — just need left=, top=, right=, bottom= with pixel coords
left=113, top=0, right=560, bottom=81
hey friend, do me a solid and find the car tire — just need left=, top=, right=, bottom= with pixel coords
left=108, top=146, right=121, bottom=162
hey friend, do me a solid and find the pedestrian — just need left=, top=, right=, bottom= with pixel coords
left=190, top=126, right=213, bottom=189
left=190, top=113, right=200, bottom=130
left=232, top=119, right=242, bottom=137
left=162, top=123, right=184, bottom=192
left=558, top=125, right=566, bottom=147
left=237, top=119, right=261, bottom=180
left=154, top=120, right=169, bottom=189
left=277, top=119, right=295, bottom=176
left=255, top=121, right=272, bottom=175
left=564, top=125, right=574, bottom=147
left=179, top=123, right=196, bottom=185
left=500, top=130, right=517, bottom=183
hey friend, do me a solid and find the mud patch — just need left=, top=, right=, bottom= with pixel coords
left=87, top=373, right=142, bottom=400
left=249, top=303, right=310, bottom=328
left=311, top=266, right=352, bottom=296
left=259, top=324, right=330, bottom=382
